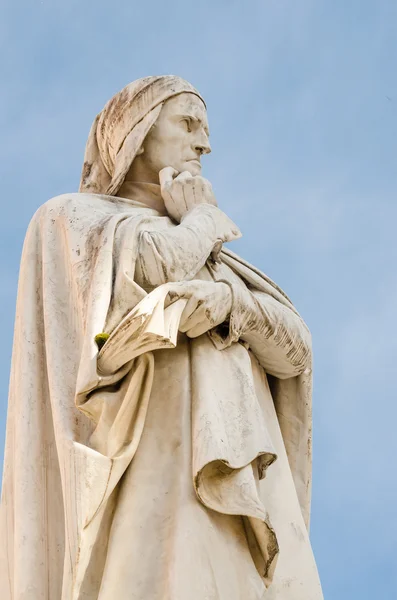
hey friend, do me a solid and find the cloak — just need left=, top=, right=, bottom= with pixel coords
left=0, top=191, right=313, bottom=599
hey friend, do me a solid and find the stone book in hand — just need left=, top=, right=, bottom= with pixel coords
left=97, top=284, right=187, bottom=375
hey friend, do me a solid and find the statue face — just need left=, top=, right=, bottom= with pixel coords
left=141, top=92, right=211, bottom=178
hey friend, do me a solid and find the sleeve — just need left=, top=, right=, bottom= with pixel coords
left=212, top=283, right=311, bottom=380
left=134, top=204, right=241, bottom=289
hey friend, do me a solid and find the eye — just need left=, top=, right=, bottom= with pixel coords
left=182, top=118, right=192, bottom=133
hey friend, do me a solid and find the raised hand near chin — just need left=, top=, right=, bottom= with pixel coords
left=159, top=167, right=218, bottom=223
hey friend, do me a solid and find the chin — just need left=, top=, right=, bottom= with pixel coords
left=183, top=162, right=202, bottom=176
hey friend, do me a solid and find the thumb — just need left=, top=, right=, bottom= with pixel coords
left=159, top=167, right=179, bottom=190
left=164, top=282, right=191, bottom=308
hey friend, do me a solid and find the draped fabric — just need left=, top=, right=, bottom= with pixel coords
left=0, top=191, right=322, bottom=599
left=0, top=75, right=323, bottom=599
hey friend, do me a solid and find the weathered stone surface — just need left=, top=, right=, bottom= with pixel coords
left=0, top=75, right=323, bottom=599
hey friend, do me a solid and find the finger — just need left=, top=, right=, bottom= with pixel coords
left=191, top=176, right=206, bottom=186
left=181, top=179, right=196, bottom=210
left=173, top=172, right=194, bottom=212
left=185, top=318, right=212, bottom=338
left=202, top=180, right=217, bottom=206
left=175, top=171, right=193, bottom=182
left=164, top=282, right=192, bottom=308
left=159, top=168, right=177, bottom=209
left=171, top=179, right=189, bottom=213
left=165, top=279, right=203, bottom=309
left=179, top=295, right=203, bottom=332
left=193, top=176, right=216, bottom=206
left=159, top=167, right=179, bottom=189
left=179, top=294, right=216, bottom=333
left=161, top=179, right=186, bottom=221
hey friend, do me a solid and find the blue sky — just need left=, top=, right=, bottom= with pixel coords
left=1, top=1, right=396, bottom=597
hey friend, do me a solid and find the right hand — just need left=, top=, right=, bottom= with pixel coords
left=159, top=167, right=218, bottom=223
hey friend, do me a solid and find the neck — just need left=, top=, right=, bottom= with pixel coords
left=116, top=180, right=166, bottom=214
left=125, top=157, right=160, bottom=185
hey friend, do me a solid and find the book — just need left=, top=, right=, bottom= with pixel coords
left=97, top=284, right=187, bottom=375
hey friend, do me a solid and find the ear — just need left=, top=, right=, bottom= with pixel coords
left=136, top=145, right=144, bottom=156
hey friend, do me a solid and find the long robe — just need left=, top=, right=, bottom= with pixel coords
left=0, top=185, right=323, bottom=599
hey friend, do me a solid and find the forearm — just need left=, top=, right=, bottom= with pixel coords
left=135, top=204, right=241, bottom=289
left=225, top=285, right=311, bottom=379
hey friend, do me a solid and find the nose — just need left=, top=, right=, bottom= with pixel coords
left=194, top=130, right=211, bottom=155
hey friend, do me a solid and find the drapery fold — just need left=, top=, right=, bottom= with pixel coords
left=0, top=192, right=312, bottom=599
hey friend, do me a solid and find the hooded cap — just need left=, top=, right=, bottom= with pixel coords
left=79, top=75, right=205, bottom=196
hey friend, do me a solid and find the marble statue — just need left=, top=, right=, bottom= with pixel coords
left=0, top=75, right=323, bottom=599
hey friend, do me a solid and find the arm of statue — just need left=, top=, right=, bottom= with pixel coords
left=166, top=279, right=233, bottom=337
left=166, top=279, right=310, bottom=380
left=135, top=169, right=241, bottom=288
left=224, top=285, right=311, bottom=379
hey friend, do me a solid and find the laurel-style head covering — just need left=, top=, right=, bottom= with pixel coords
left=79, top=75, right=205, bottom=196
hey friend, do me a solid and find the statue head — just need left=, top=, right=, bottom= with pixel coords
left=127, top=92, right=210, bottom=183
left=79, top=76, right=209, bottom=195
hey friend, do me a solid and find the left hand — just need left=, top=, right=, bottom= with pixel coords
left=165, top=280, right=232, bottom=338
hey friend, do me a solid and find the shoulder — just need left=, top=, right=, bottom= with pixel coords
left=30, top=193, right=93, bottom=221
left=29, top=193, right=165, bottom=241
left=33, top=192, right=152, bottom=222
left=40, top=192, right=111, bottom=215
